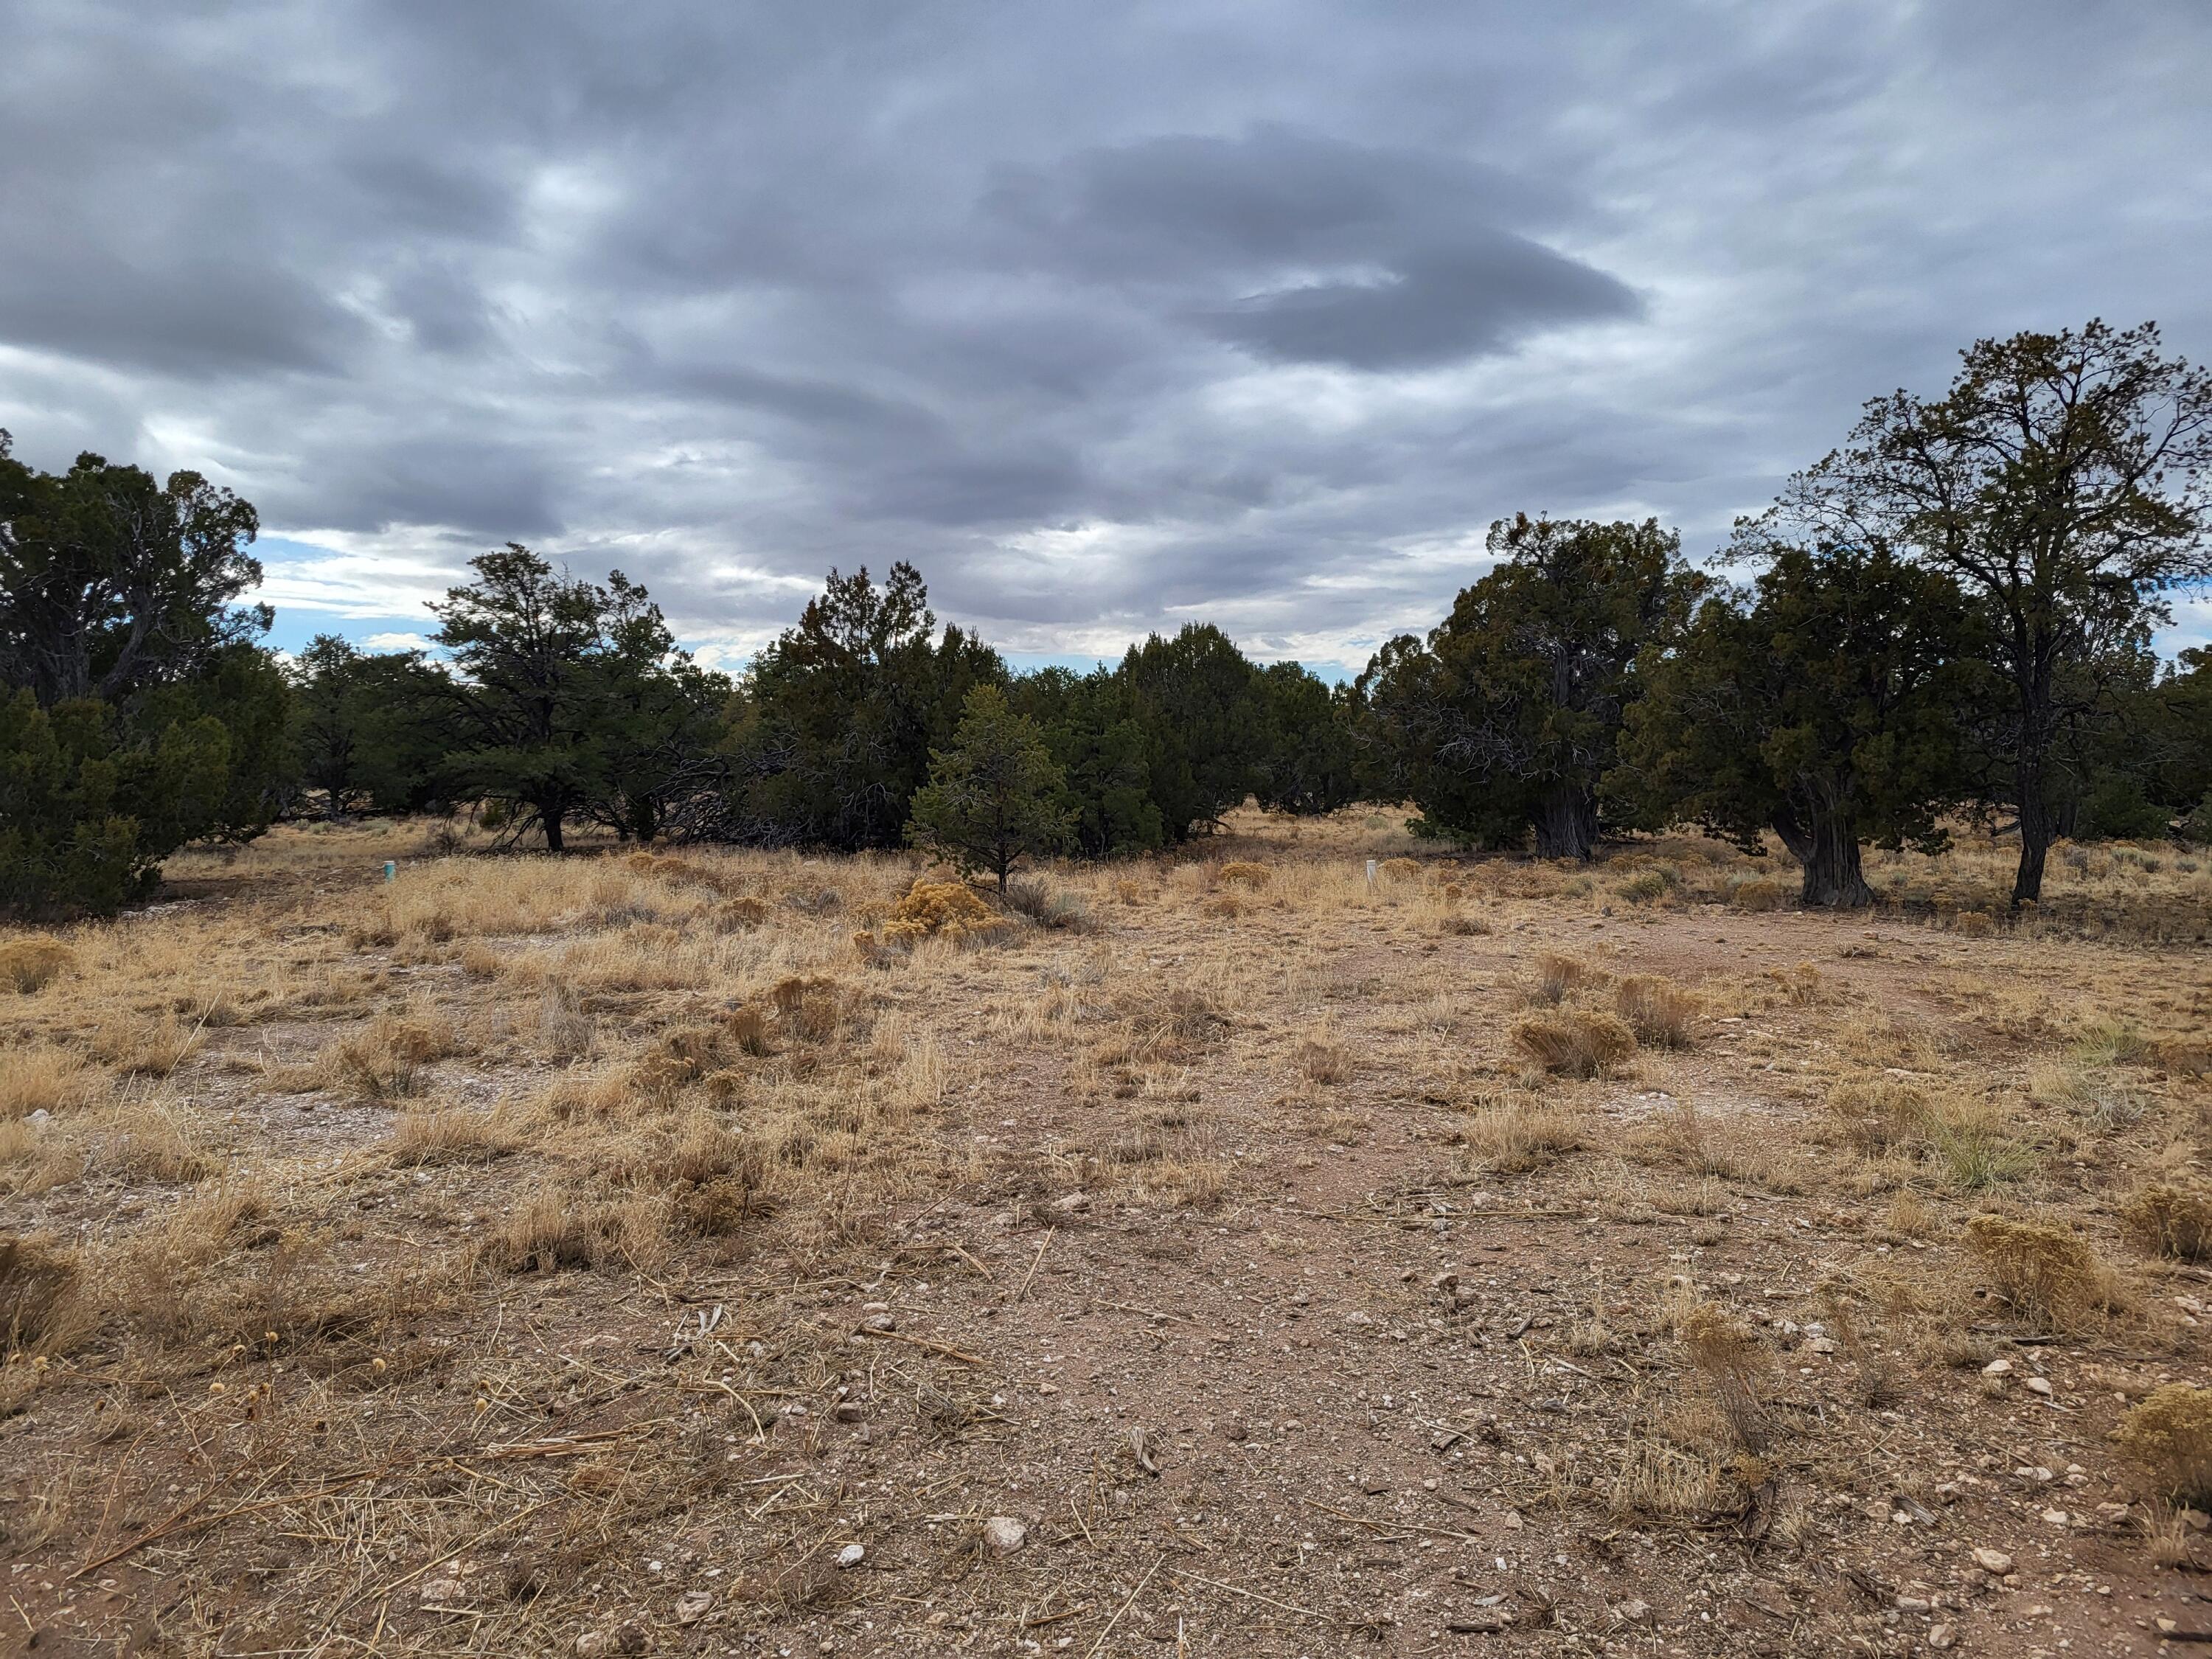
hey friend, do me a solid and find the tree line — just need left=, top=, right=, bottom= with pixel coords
left=4, top=319, right=2209, bottom=918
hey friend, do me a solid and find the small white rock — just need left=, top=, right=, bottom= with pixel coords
left=1982, top=1357, right=2011, bottom=1377
left=1971, top=1548, right=2014, bottom=1574
left=835, top=1543, right=866, bottom=1569
left=2024, top=1376, right=2053, bottom=1397
left=982, top=1515, right=1030, bottom=1555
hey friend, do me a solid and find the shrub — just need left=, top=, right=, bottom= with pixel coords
left=1378, top=857, right=1421, bottom=883
left=1615, top=974, right=1698, bottom=1048
left=882, top=879, right=1007, bottom=944
left=2116, top=1386, right=2212, bottom=1505
left=1964, top=1214, right=2104, bottom=1331
left=1004, top=877, right=1094, bottom=931
left=1217, top=861, right=1270, bottom=886
left=2122, top=1186, right=2212, bottom=1262
left=1615, top=866, right=1682, bottom=905
left=1679, top=1302, right=1771, bottom=1449
left=1728, top=876, right=1787, bottom=912
left=1513, top=1010, right=1637, bottom=1079
left=0, top=936, right=74, bottom=994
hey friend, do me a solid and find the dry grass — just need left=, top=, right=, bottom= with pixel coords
left=0, top=935, right=75, bottom=993
left=1678, top=1301, right=1773, bottom=1450
left=0, top=1234, right=88, bottom=1354
left=1963, top=1213, right=2112, bottom=1332
left=2121, top=1184, right=2212, bottom=1261
left=0, top=1040, right=102, bottom=1119
left=1614, top=973, right=1698, bottom=1048
left=1513, top=1009, right=1637, bottom=1078
left=1461, top=1094, right=1585, bottom=1173
left=389, top=1103, right=520, bottom=1166
left=2117, top=1386, right=2212, bottom=1505
left=4, top=810, right=2211, bottom=1653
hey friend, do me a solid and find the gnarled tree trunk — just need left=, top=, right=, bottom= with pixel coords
left=1531, top=785, right=1596, bottom=861
left=1773, top=802, right=1873, bottom=908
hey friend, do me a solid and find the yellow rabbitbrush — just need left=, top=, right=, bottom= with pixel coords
left=878, top=878, right=1009, bottom=945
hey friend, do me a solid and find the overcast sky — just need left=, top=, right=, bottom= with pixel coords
left=4, top=0, right=2210, bottom=673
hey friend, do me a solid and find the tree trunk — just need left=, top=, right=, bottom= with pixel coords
left=2013, top=755, right=2051, bottom=908
left=1798, top=808, right=1873, bottom=908
left=1770, top=805, right=1813, bottom=866
left=541, top=801, right=566, bottom=854
left=1531, top=787, right=1596, bottom=861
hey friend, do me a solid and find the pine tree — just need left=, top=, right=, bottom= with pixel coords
left=905, top=685, right=1074, bottom=894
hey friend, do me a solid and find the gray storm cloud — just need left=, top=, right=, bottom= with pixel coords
left=1, top=0, right=2208, bottom=668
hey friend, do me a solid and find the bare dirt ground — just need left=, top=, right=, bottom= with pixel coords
left=5, top=812, right=2212, bottom=1658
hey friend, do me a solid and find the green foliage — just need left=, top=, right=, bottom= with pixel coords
left=1770, top=320, right=2212, bottom=902
left=1006, top=667, right=1165, bottom=856
left=0, top=690, right=230, bottom=914
left=1361, top=515, right=1705, bottom=860
left=1116, top=623, right=1270, bottom=839
left=431, top=546, right=728, bottom=850
left=1253, top=662, right=1363, bottom=816
left=1615, top=542, right=1987, bottom=905
left=0, top=432, right=288, bottom=914
left=291, top=635, right=455, bottom=815
left=905, top=684, right=1074, bottom=891
left=729, top=563, right=1002, bottom=849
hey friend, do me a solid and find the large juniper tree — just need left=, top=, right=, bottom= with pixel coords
left=0, top=433, right=291, bottom=913
left=1361, top=515, right=1704, bottom=859
left=1614, top=542, right=1989, bottom=907
left=1765, top=321, right=2212, bottom=905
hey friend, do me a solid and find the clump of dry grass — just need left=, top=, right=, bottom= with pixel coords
left=1678, top=1302, right=1772, bottom=1449
left=771, top=975, right=844, bottom=1043
left=1615, top=974, right=1698, bottom=1048
left=310, top=1009, right=461, bottom=1099
left=104, top=1105, right=220, bottom=1185
left=1461, top=1094, right=1584, bottom=1172
left=2121, top=1185, right=2212, bottom=1262
left=0, top=1234, right=91, bottom=1355
left=1728, top=874, right=1787, bottom=912
left=389, top=1105, right=518, bottom=1166
left=0, top=936, right=75, bottom=993
left=1825, top=1076, right=1929, bottom=1154
left=1216, top=861, right=1270, bottom=887
left=1964, top=1214, right=2110, bottom=1331
left=1294, top=1028, right=1352, bottom=1085
left=1514, top=1009, right=1636, bottom=1079
left=2116, top=1386, right=2212, bottom=1505
left=477, top=1186, right=669, bottom=1276
left=1377, top=856, right=1421, bottom=883
left=1, top=1042, right=102, bottom=1119
left=1607, top=1440, right=1733, bottom=1521
left=92, top=1012, right=198, bottom=1078
left=1529, top=951, right=1596, bottom=1006
left=1113, top=984, right=1231, bottom=1064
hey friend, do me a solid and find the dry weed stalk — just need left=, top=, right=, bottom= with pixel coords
left=1677, top=1302, right=1773, bottom=1450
